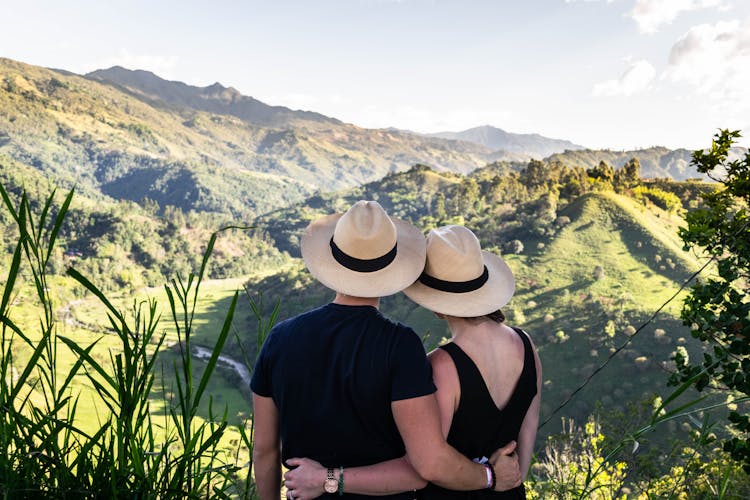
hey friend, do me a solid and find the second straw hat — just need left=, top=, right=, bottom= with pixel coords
left=404, top=225, right=515, bottom=317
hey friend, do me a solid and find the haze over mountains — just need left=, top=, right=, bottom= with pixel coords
left=0, top=56, right=713, bottom=218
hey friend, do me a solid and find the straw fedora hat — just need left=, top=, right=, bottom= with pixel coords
left=301, top=200, right=427, bottom=298
left=404, top=225, right=515, bottom=317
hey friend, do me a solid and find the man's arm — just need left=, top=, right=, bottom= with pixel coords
left=252, top=393, right=282, bottom=500
left=284, top=456, right=426, bottom=498
left=392, top=393, right=505, bottom=490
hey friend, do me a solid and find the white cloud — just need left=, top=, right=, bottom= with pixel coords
left=89, top=49, right=179, bottom=79
left=593, top=58, right=656, bottom=96
left=664, top=19, right=750, bottom=113
left=628, top=0, right=724, bottom=33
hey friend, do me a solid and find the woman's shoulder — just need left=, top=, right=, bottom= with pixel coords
left=428, top=345, right=460, bottom=383
left=428, top=344, right=453, bottom=364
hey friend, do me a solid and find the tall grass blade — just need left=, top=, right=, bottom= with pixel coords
left=193, top=291, right=238, bottom=414
left=45, top=187, right=74, bottom=264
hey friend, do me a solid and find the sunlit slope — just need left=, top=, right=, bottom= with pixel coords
left=504, top=192, right=703, bottom=429
left=517, top=191, right=701, bottom=320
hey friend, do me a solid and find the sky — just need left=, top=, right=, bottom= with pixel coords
left=1, top=0, right=749, bottom=150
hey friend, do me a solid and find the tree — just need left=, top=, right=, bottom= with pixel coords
left=522, top=159, right=548, bottom=189
left=671, top=129, right=750, bottom=472
left=433, top=191, right=447, bottom=220
left=589, top=160, right=615, bottom=184
left=615, top=157, right=641, bottom=189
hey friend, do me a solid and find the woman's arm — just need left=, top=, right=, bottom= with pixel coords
left=428, top=348, right=460, bottom=438
left=284, top=456, right=425, bottom=499
left=516, top=335, right=542, bottom=481
left=252, top=393, right=282, bottom=500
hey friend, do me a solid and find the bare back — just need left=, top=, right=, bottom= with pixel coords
left=452, top=321, right=528, bottom=411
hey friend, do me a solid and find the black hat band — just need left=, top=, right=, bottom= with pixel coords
left=418, top=265, right=489, bottom=293
left=330, top=238, right=398, bottom=273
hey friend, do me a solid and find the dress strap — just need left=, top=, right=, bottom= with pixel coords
left=511, top=327, right=538, bottom=400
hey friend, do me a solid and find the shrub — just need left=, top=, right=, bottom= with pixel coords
left=633, top=186, right=682, bottom=213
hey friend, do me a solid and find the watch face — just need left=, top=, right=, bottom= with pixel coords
left=324, top=478, right=338, bottom=493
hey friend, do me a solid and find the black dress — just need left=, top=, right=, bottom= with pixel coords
left=419, top=327, right=537, bottom=499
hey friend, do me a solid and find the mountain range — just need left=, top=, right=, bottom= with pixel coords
left=0, top=56, right=718, bottom=218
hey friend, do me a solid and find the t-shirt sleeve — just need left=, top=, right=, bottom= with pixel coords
left=250, top=330, right=276, bottom=397
left=389, top=328, right=437, bottom=401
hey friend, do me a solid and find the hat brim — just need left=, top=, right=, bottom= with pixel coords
left=403, top=251, right=515, bottom=317
left=301, top=213, right=427, bottom=298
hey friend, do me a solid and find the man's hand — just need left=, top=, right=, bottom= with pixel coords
left=284, top=458, right=327, bottom=500
left=489, top=441, right=521, bottom=491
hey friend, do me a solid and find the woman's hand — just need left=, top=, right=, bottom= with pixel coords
left=284, top=457, right=327, bottom=500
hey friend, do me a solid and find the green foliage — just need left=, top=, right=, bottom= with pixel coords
left=672, top=129, right=750, bottom=472
left=589, top=160, right=615, bottom=185
left=529, top=418, right=629, bottom=499
left=0, top=183, right=260, bottom=498
left=529, top=407, right=750, bottom=498
left=0, top=159, right=291, bottom=292
left=632, top=185, right=683, bottom=213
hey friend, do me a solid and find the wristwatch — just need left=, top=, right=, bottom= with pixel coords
left=324, top=467, right=338, bottom=494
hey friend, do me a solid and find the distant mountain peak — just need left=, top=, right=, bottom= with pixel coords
left=202, top=82, right=241, bottom=101
left=427, top=125, right=584, bottom=159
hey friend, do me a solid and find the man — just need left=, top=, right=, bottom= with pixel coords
left=251, top=201, right=520, bottom=499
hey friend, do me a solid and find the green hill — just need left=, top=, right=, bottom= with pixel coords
left=240, top=167, right=711, bottom=435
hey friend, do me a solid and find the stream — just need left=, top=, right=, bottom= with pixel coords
left=191, top=345, right=252, bottom=387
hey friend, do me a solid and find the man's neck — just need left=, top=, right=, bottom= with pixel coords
left=333, top=293, right=380, bottom=308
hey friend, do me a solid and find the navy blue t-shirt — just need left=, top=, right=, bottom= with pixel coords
left=251, top=303, right=436, bottom=498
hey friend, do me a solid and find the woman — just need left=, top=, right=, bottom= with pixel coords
left=284, top=225, right=542, bottom=499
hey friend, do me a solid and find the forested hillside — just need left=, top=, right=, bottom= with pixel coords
left=0, top=153, right=290, bottom=294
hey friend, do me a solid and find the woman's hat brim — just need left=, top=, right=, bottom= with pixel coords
left=301, top=213, right=427, bottom=298
left=403, top=250, right=515, bottom=317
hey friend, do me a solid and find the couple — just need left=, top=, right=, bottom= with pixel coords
left=251, top=200, right=541, bottom=499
